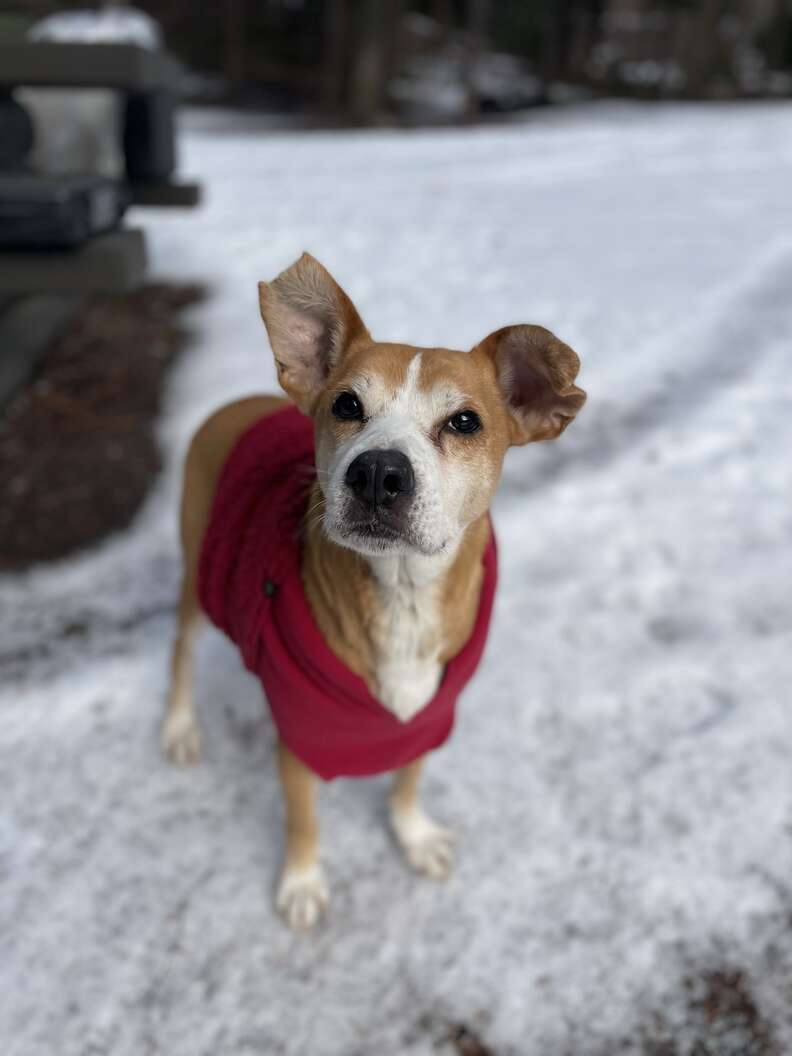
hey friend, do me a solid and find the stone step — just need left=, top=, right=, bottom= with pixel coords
left=0, top=228, right=146, bottom=296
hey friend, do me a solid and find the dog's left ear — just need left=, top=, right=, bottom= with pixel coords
left=258, top=253, right=370, bottom=412
left=474, top=324, right=586, bottom=444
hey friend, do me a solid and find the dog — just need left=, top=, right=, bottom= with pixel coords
left=161, top=253, right=586, bottom=930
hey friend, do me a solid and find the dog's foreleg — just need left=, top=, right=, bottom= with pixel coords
left=161, top=572, right=204, bottom=765
left=389, top=755, right=455, bottom=879
left=276, top=741, right=328, bottom=931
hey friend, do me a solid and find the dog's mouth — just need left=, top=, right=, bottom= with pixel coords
left=342, top=515, right=407, bottom=549
left=331, top=513, right=447, bottom=558
left=322, top=487, right=448, bottom=557
left=327, top=503, right=418, bottom=553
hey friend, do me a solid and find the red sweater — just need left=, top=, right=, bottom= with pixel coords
left=198, top=405, right=498, bottom=780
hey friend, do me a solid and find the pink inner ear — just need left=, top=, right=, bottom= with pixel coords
left=500, top=347, right=557, bottom=416
left=493, top=328, right=585, bottom=442
left=276, top=311, right=332, bottom=382
left=293, top=317, right=327, bottom=360
left=509, top=359, right=549, bottom=409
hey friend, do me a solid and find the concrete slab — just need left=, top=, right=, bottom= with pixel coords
left=0, top=43, right=181, bottom=91
left=0, top=228, right=146, bottom=295
left=0, top=293, right=79, bottom=407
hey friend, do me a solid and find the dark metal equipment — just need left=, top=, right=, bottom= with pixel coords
left=0, top=41, right=201, bottom=405
left=0, top=175, right=130, bottom=250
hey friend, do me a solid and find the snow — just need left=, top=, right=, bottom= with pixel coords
left=28, top=7, right=161, bottom=48
left=2, top=101, right=792, bottom=1054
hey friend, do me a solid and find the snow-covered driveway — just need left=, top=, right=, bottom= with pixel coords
left=3, top=102, right=792, bottom=1055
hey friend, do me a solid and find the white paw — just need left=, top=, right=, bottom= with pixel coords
left=161, top=709, right=202, bottom=765
left=391, top=806, right=455, bottom=880
left=276, top=864, right=329, bottom=932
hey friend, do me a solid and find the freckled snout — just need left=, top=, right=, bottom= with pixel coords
left=344, top=449, right=415, bottom=510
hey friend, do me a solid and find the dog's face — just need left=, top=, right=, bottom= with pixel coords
left=259, top=255, right=585, bottom=559
left=312, top=343, right=513, bottom=557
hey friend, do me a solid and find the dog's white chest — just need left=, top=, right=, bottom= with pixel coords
left=369, top=555, right=445, bottom=724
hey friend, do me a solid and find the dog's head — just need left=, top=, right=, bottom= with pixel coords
left=259, top=254, right=586, bottom=559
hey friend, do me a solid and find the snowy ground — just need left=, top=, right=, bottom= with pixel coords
left=3, top=102, right=792, bottom=1055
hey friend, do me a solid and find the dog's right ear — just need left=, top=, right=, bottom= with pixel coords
left=258, top=253, right=370, bottom=413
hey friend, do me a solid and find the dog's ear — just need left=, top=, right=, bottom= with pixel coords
left=474, top=324, right=586, bottom=444
left=258, top=253, right=370, bottom=412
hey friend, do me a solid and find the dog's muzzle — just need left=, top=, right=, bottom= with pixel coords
left=344, top=449, right=415, bottom=510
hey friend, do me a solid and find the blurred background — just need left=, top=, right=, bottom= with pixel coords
left=4, top=0, right=792, bottom=128
left=1, top=4, right=792, bottom=1056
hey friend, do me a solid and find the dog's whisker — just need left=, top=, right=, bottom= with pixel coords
left=304, top=500, right=325, bottom=519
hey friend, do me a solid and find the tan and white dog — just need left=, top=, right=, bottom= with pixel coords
left=161, top=253, right=586, bottom=930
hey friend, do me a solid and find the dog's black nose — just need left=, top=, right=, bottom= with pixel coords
left=344, top=449, right=415, bottom=508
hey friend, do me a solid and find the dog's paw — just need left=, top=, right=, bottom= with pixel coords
left=161, top=710, right=202, bottom=765
left=276, top=864, right=329, bottom=932
left=391, top=805, right=455, bottom=880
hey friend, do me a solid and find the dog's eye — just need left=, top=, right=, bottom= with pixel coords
left=332, top=391, right=363, bottom=420
left=447, top=410, right=481, bottom=435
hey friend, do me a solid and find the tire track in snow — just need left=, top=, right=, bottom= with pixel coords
left=502, top=236, right=792, bottom=495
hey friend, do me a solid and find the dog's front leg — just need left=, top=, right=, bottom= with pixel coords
left=161, top=573, right=204, bottom=765
left=276, top=741, right=328, bottom=931
left=389, top=756, right=455, bottom=879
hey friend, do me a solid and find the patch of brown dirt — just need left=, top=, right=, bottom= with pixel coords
left=407, top=1013, right=497, bottom=1056
left=642, top=968, right=778, bottom=1056
left=444, top=1022, right=497, bottom=1056
left=0, top=283, right=204, bottom=570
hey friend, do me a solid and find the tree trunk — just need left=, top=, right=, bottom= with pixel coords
left=347, top=0, right=402, bottom=124
left=432, top=0, right=455, bottom=39
left=675, top=0, right=732, bottom=98
left=541, top=0, right=573, bottom=83
left=321, top=0, right=348, bottom=115
left=463, top=0, right=489, bottom=119
left=223, top=0, right=246, bottom=90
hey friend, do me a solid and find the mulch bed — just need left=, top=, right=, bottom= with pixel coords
left=0, top=283, right=204, bottom=571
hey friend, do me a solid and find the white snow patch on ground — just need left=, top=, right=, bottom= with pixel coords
left=2, top=102, right=792, bottom=1055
